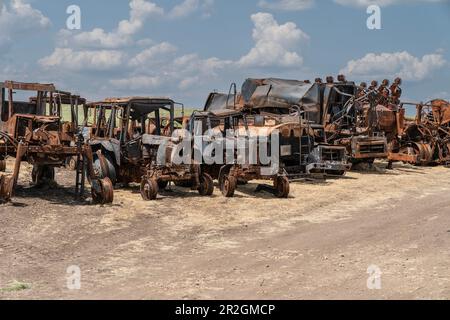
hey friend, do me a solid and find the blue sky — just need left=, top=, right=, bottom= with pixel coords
left=1, top=0, right=449, bottom=108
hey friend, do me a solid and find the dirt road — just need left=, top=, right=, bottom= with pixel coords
left=1, top=161, right=450, bottom=300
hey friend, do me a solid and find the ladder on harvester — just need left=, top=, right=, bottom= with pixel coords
left=75, top=135, right=86, bottom=199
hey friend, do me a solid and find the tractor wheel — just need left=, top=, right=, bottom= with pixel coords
left=0, top=175, right=14, bottom=202
left=91, top=177, right=114, bottom=204
left=32, top=165, right=55, bottom=186
left=274, top=176, right=290, bottom=198
left=198, top=173, right=214, bottom=196
left=93, top=153, right=117, bottom=185
left=140, top=178, right=158, bottom=201
left=220, top=174, right=236, bottom=198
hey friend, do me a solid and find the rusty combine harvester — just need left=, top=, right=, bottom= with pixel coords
left=0, top=81, right=113, bottom=203
left=204, top=79, right=352, bottom=178
left=388, top=99, right=450, bottom=166
left=85, top=97, right=214, bottom=200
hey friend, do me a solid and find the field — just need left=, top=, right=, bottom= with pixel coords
left=1, top=159, right=450, bottom=300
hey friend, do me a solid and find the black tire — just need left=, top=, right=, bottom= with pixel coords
left=198, top=173, right=214, bottom=196
left=140, top=178, right=158, bottom=201
left=220, top=175, right=236, bottom=198
left=274, top=176, right=290, bottom=198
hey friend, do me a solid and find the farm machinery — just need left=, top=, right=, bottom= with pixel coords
left=85, top=97, right=214, bottom=200
left=0, top=81, right=113, bottom=203
left=388, top=99, right=450, bottom=166
left=203, top=78, right=352, bottom=178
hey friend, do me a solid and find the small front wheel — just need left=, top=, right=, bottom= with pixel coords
left=92, top=177, right=114, bottom=204
left=140, top=178, right=158, bottom=201
left=198, top=173, right=214, bottom=196
left=220, top=175, right=236, bottom=198
left=274, top=176, right=290, bottom=198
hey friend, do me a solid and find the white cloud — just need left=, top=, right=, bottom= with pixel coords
left=168, top=0, right=214, bottom=19
left=109, top=46, right=232, bottom=91
left=258, top=0, right=314, bottom=11
left=62, top=0, right=164, bottom=49
left=0, top=0, right=51, bottom=51
left=340, top=51, right=447, bottom=81
left=39, top=48, right=125, bottom=71
left=238, top=12, right=309, bottom=68
left=129, top=42, right=177, bottom=67
left=110, top=75, right=162, bottom=90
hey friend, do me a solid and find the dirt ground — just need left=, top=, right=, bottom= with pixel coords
left=1, top=159, right=450, bottom=300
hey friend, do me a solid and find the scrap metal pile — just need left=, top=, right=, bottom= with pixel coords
left=0, top=77, right=448, bottom=203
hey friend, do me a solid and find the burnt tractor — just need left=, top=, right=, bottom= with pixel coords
left=85, top=97, right=214, bottom=200
left=203, top=79, right=351, bottom=178
left=189, top=110, right=291, bottom=198
left=388, top=99, right=450, bottom=166
left=0, top=81, right=113, bottom=203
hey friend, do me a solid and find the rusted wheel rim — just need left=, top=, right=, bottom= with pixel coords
left=140, top=178, right=158, bottom=201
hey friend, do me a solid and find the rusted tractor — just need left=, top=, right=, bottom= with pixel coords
left=189, top=110, right=291, bottom=198
left=0, top=81, right=113, bottom=203
left=85, top=97, right=214, bottom=200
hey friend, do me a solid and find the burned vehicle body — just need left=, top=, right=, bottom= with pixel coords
left=306, top=79, right=389, bottom=164
left=0, top=81, right=112, bottom=203
left=204, top=79, right=351, bottom=177
left=388, top=99, right=450, bottom=166
left=86, top=97, right=214, bottom=200
left=189, top=110, right=290, bottom=198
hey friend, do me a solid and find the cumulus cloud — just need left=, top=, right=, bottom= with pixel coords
left=39, top=48, right=125, bottom=71
left=340, top=51, right=447, bottom=81
left=258, top=0, right=314, bottom=11
left=111, top=46, right=232, bottom=91
left=169, top=0, right=214, bottom=19
left=238, top=12, right=309, bottom=68
left=0, top=0, right=51, bottom=51
left=129, top=42, right=178, bottom=67
left=61, top=0, right=164, bottom=49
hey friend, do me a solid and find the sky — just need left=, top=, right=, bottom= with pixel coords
left=0, top=0, right=449, bottom=108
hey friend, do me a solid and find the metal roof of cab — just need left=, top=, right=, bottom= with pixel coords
left=1, top=81, right=56, bottom=92
left=88, top=97, right=174, bottom=105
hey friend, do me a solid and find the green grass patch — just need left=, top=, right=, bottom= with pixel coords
left=0, top=280, right=31, bottom=292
